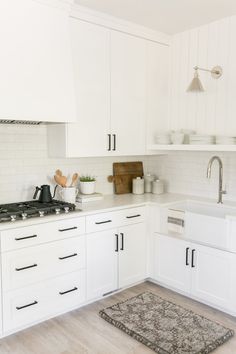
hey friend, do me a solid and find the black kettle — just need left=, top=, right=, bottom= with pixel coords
left=33, top=185, right=57, bottom=203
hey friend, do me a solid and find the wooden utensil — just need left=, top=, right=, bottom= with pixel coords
left=54, top=174, right=67, bottom=188
left=70, top=173, right=79, bottom=187
left=55, top=169, right=63, bottom=177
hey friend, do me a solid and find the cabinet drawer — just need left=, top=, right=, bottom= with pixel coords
left=3, top=270, right=86, bottom=333
left=2, top=236, right=86, bottom=291
left=86, top=212, right=119, bottom=233
left=1, top=217, right=85, bottom=251
left=116, top=207, right=146, bottom=226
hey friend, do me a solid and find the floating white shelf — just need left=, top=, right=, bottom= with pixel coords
left=147, top=144, right=236, bottom=152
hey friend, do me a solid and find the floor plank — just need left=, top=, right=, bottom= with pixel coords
left=0, top=281, right=235, bottom=354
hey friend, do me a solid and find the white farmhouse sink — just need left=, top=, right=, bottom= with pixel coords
left=167, top=200, right=236, bottom=249
left=170, top=200, right=236, bottom=219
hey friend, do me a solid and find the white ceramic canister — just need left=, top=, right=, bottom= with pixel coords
left=59, top=187, right=78, bottom=204
left=152, top=179, right=164, bottom=194
left=144, top=174, right=155, bottom=193
left=132, top=177, right=144, bottom=195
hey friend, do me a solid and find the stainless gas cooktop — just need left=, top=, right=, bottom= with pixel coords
left=0, top=200, right=76, bottom=222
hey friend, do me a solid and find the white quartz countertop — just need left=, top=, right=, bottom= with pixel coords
left=2, top=192, right=236, bottom=231
left=0, top=193, right=187, bottom=231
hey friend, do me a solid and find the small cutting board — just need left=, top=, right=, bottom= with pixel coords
left=108, top=161, right=143, bottom=194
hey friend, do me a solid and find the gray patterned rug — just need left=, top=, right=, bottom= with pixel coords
left=99, top=292, right=234, bottom=354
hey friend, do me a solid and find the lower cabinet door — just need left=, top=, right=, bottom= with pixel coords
left=3, top=270, right=86, bottom=333
left=86, top=230, right=118, bottom=300
left=190, top=243, right=234, bottom=310
left=154, top=234, right=191, bottom=293
left=119, top=223, right=147, bottom=288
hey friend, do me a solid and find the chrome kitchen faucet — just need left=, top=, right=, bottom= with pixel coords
left=206, top=156, right=226, bottom=204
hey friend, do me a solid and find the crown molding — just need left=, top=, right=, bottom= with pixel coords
left=70, top=4, right=171, bottom=46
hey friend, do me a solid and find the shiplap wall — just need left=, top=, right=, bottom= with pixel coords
left=168, top=15, right=236, bottom=135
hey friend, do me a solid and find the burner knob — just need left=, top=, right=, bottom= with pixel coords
left=10, top=215, right=17, bottom=222
left=55, top=208, right=60, bottom=215
left=21, top=213, right=27, bottom=220
left=64, top=207, right=69, bottom=213
left=39, top=211, right=44, bottom=217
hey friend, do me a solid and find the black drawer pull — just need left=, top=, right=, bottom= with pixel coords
left=120, top=233, right=124, bottom=251
left=58, top=226, right=78, bottom=232
left=15, top=264, right=38, bottom=272
left=112, top=134, right=116, bottom=151
left=115, top=234, right=119, bottom=252
left=126, top=214, right=141, bottom=219
left=16, top=300, right=38, bottom=310
left=15, top=234, right=37, bottom=241
left=185, top=247, right=190, bottom=266
left=191, top=249, right=196, bottom=268
left=95, top=220, right=112, bottom=225
left=59, top=253, right=78, bottom=260
left=59, top=287, right=78, bottom=295
left=108, top=134, right=111, bottom=151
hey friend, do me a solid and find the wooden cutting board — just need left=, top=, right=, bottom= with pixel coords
left=108, top=162, right=144, bottom=194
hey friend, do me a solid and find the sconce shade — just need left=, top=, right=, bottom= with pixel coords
left=187, top=68, right=204, bottom=92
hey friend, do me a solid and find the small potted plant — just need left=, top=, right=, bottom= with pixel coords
left=79, top=175, right=96, bottom=195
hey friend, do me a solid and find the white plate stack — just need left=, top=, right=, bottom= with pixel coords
left=215, top=136, right=236, bottom=145
left=189, top=134, right=215, bottom=145
left=155, top=133, right=171, bottom=145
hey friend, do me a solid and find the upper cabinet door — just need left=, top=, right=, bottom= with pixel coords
left=110, top=31, right=146, bottom=156
left=66, top=19, right=111, bottom=157
left=0, top=0, right=76, bottom=123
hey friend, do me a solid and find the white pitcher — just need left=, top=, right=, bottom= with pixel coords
left=59, top=187, right=78, bottom=204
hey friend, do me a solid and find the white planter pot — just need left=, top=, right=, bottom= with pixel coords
left=79, top=181, right=95, bottom=195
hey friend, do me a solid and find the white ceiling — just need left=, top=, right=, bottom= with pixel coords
left=74, top=0, right=236, bottom=34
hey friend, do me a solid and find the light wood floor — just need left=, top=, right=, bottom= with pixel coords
left=0, top=281, right=236, bottom=354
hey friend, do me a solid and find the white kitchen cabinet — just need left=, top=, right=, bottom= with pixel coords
left=154, top=234, right=191, bottom=293
left=0, top=0, right=76, bottom=123
left=153, top=233, right=236, bottom=314
left=48, top=17, right=170, bottom=157
left=119, top=223, right=146, bottom=288
left=110, top=31, right=146, bottom=155
left=86, top=207, right=147, bottom=300
left=86, top=230, right=118, bottom=300
left=191, top=243, right=234, bottom=311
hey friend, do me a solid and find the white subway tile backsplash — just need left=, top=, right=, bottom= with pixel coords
left=0, top=125, right=153, bottom=204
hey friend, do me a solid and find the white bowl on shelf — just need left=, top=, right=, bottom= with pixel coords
left=170, top=132, right=184, bottom=144
left=155, top=133, right=171, bottom=145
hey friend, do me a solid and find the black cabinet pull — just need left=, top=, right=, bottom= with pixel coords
left=185, top=247, right=190, bottom=266
left=59, top=287, right=78, bottom=295
left=120, top=233, right=124, bottom=251
left=126, top=214, right=141, bottom=219
left=95, top=220, right=112, bottom=225
left=115, top=234, right=119, bottom=252
left=191, top=249, right=196, bottom=268
left=112, top=134, right=116, bottom=151
left=16, top=300, right=38, bottom=310
left=58, top=226, right=78, bottom=232
left=15, top=234, right=37, bottom=241
left=15, top=264, right=37, bottom=272
left=108, top=134, right=111, bottom=151
left=59, top=253, right=78, bottom=260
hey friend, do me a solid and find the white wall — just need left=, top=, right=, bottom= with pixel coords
left=168, top=15, right=236, bottom=136
left=151, top=152, right=236, bottom=202
left=0, top=124, right=158, bottom=204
